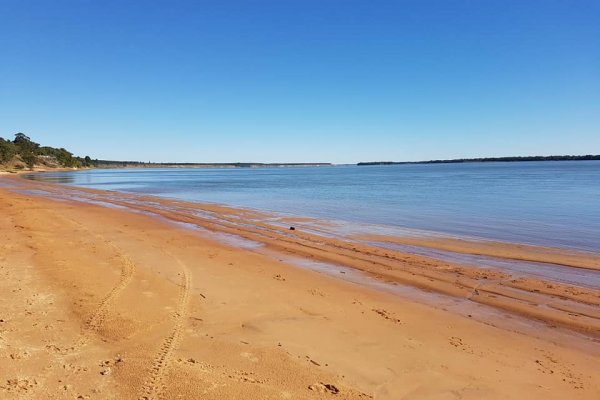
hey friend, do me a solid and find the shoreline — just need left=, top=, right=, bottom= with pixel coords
left=357, top=156, right=600, bottom=165
left=1, top=175, right=599, bottom=398
left=15, top=165, right=600, bottom=254
left=2, top=175, right=600, bottom=336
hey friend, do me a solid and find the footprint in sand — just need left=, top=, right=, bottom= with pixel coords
left=449, top=336, right=474, bottom=354
left=372, top=309, right=402, bottom=324
left=308, top=382, right=340, bottom=394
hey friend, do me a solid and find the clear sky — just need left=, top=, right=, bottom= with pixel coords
left=1, top=1, right=598, bottom=163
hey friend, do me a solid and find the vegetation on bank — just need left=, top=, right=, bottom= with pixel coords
left=0, top=133, right=92, bottom=170
left=358, top=155, right=600, bottom=166
left=1, top=133, right=332, bottom=171
left=6, top=132, right=597, bottom=172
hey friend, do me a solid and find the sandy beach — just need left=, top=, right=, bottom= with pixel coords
left=1, top=176, right=599, bottom=399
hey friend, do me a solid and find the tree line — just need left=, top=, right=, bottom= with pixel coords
left=0, top=133, right=93, bottom=170
left=358, top=155, right=600, bottom=166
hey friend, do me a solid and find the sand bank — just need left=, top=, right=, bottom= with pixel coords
left=0, top=177, right=599, bottom=399
left=355, top=234, right=600, bottom=271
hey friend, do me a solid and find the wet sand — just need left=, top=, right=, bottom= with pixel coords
left=1, top=176, right=599, bottom=399
left=355, top=235, right=600, bottom=271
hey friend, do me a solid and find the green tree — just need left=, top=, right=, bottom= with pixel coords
left=13, top=132, right=31, bottom=144
left=21, top=152, right=37, bottom=169
left=0, top=137, right=17, bottom=162
left=3, top=132, right=89, bottom=169
left=13, top=133, right=39, bottom=168
left=13, top=132, right=39, bottom=152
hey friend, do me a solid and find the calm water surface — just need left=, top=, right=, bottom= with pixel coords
left=27, top=161, right=600, bottom=252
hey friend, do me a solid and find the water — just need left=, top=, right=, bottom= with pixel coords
left=25, top=161, right=600, bottom=252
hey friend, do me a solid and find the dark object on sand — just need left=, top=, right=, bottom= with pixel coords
left=289, top=226, right=296, bottom=231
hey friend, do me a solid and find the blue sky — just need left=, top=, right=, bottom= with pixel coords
left=1, top=1, right=598, bottom=163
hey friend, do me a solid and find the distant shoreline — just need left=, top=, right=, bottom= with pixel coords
left=89, top=161, right=333, bottom=169
left=53, top=155, right=600, bottom=170
left=357, top=155, right=600, bottom=166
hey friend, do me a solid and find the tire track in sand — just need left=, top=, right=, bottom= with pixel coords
left=52, top=213, right=137, bottom=349
left=139, top=254, right=192, bottom=400
left=75, top=247, right=136, bottom=347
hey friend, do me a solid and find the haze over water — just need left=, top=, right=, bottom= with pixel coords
left=31, top=161, right=600, bottom=252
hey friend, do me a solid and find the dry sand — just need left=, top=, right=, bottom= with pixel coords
left=0, top=176, right=599, bottom=399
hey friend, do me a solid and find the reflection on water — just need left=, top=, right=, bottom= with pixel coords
left=24, top=172, right=76, bottom=184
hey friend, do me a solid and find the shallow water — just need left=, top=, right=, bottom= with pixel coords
left=24, top=160, right=600, bottom=252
